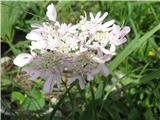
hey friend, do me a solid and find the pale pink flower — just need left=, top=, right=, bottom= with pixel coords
left=14, top=3, right=130, bottom=93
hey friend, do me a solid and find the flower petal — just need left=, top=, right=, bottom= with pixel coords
left=89, top=12, right=94, bottom=21
left=26, top=31, right=43, bottom=41
left=67, top=76, right=78, bottom=85
left=120, top=26, right=130, bottom=38
left=46, top=3, right=57, bottom=21
left=95, top=11, right=101, bottom=19
left=97, top=12, right=108, bottom=23
left=100, top=64, right=109, bottom=76
left=22, top=67, right=40, bottom=80
left=87, top=73, right=94, bottom=81
left=79, top=75, right=85, bottom=89
left=103, top=20, right=115, bottom=28
left=110, top=44, right=116, bottom=52
left=13, top=53, right=33, bottom=67
left=43, top=76, right=54, bottom=93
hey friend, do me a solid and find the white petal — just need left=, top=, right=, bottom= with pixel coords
left=100, top=47, right=111, bottom=55
left=13, top=53, right=33, bottom=67
left=95, top=11, right=101, bottom=19
left=110, top=44, right=116, bottom=52
left=89, top=12, right=94, bottom=21
left=26, top=31, right=43, bottom=41
left=46, top=3, right=57, bottom=21
left=93, top=56, right=105, bottom=64
left=31, top=41, right=47, bottom=50
left=103, top=20, right=115, bottom=28
left=97, top=12, right=108, bottom=23
left=31, top=23, right=43, bottom=29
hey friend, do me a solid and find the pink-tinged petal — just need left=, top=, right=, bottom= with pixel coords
left=67, top=75, right=86, bottom=89
left=43, top=76, right=53, bottom=93
left=97, top=47, right=103, bottom=57
left=92, top=66, right=101, bottom=75
left=122, top=26, right=130, bottom=33
left=116, top=37, right=127, bottom=46
left=100, top=64, right=109, bottom=76
left=54, top=71, right=61, bottom=86
left=42, top=69, right=61, bottom=93
left=67, top=76, right=78, bottom=85
left=100, top=54, right=113, bottom=62
left=94, top=47, right=115, bottom=63
left=28, top=71, right=40, bottom=80
left=79, top=75, right=85, bottom=89
left=87, top=73, right=94, bottom=81
left=93, top=56, right=105, bottom=63
left=13, top=53, right=33, bottom=67
left=22, top=67, right=40, bottom=80
left=113, top=24, right=121, bottom=33
left=100, top=47, right=115, bottom=55
left=41, top=70, right=52, bottom=80
left=46, top=3, right=57, bottom=21
left=120, top=26, right=130, bottom=38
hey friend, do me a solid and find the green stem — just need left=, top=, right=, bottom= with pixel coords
left=90, top=82, right=97, bottom=120
left=49, top=85, right=73, bottom=119
left=61, top=79, right=74, bottom=113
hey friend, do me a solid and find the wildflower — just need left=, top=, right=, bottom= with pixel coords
left=14, top=3, right=130, bottom=93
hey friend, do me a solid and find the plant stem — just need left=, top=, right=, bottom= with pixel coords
left=90, top=82, right=97, bottom=120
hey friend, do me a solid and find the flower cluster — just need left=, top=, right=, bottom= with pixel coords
left=14, top=3, right=130, bottom=93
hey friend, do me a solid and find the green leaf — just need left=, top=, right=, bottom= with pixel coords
left=128, top=108, right=141, bottom=120
left=50, top=85, right=73, bottom=119
left=108, top=23, right=160, bottom=73
left=21, top=89, right=45, bottom=111
left=140, top=69, right=160, bottom=84
left=1, top=79, right=12, bottom=87
left=11, top=91, right=25, bottom=104
left=1, top=2, right=27, bottom=41
left=95, top=82, right=104, bottom=100
left=144, top=110, right=155, bottom=120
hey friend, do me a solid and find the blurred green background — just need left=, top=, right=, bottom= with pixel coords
left=1, top=1, right=160, bottom=120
